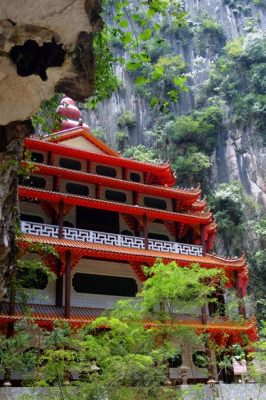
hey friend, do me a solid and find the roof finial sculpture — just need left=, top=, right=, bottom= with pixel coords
left=56, top=96, right=89, bottom=131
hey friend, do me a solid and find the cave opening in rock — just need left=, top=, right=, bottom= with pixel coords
left=9, top=39, right=65, bottom=81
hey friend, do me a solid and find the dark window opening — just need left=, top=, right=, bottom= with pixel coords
left=63, top=221, right=74, bottom=228
left=31, top=152, right=44, bottom=163
left=76, top=207, right=119, bottom=234
left=18, top=268, right=48, bottom=290
left=168, top=354, right=182, bottom=368
left=130, top=172, right=141, bottom=182
left=96, top=165, right=116, bottom=177
left=59, top=158, right=81, bottom=171
left=192, top=351, right=208, bottom=368
left=20, top=214, right=44, bottom=224
left=105, top=190, right=127, bottom=203
left=144, top=197, right=167, bottom=210
left=66, top=183, right=89, bottom=196
left=121, top=230, right=133, bottom=236
left=21, top=175, right=46, bottom=189
left=148, top=233, right=170, bottom=241
left=73, top=273, right=137, bottom=297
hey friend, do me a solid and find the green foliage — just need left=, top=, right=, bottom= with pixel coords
left=0, top=321, right=38, bottom=376
left=253, top=0, right=266, bottom=6
left=90, top=0, right=188, bottom=112
left=115, top=130, right=129, bottom=151
left=200, top=30, right=266, bottom=142
left=248, top=322, right=266, bottom=384
left=248, top=63, right=266, bottom=94
left=192, top=14, right=225, bottom=57
left=165, top=106, right=223, bottom=154
left=3, top=261, right=228, bottom=397
left=145, top=36, right=172, bottom=62
left=124, top=145, right=159, bottom=163
left=118, top=110, right=136, bottom=129
left=141, top=260, right=225, bottom=320
left=31, top=94, right=63, bottom=134
left=209, top=182, right=247, bottom=255
left=172, top=147, right=211, bottom=187
left=84, top=29, right=120, bottom=109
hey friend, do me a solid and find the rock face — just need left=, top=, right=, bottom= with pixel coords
left=0, top=0, right=101, bottom=299
left=84, top=0, right=266, bottom=209
left=0, top=0, right=102, bottom=125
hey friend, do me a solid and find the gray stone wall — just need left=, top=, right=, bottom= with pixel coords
left=0, top=384, right=265, bottom=400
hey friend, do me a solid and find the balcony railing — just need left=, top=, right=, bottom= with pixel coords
left=21, top=221, right=203, bottom=257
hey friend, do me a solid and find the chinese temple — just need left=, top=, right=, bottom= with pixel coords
left=0, top=97, right=257, bottom=382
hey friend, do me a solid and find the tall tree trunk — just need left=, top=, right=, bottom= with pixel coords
left=0, top=120, right=33, bottom=300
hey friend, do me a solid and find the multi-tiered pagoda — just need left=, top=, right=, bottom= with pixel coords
left=0, top=97, right=257, bottom=382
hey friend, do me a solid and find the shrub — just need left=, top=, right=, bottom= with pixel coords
left=115, top=131, right=129, bottom=151
left=123, top=145, right=158, bottom=163
left=173, top=148, right=211, bottom=186
left=118, top=110, right=136, bottom=129
left=165, top=106, right=223, bottom=154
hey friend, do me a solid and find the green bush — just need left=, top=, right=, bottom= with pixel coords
left=115, top=131, right=129, bottom=151
left=165, top=106, right=223, bottom=154
left=248, top=63, right=266, bottom=94
left=173, top=147, right=211, bottom=186
left=145, top=36, right=172, bottom=62
left=118, top=110, right=136, bottom=129
left=123, top=145, right=158, bottom=163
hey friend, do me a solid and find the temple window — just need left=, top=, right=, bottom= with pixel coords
left=59, top=157, right=82, bottom=171
left=96, top=164, right=117, bottom=177
left=22, top=175, right=46, bottom=189
left=144, top=196, right=167, bottom=210
left=72, top=273, right=138, bottom=297
left=130, top=172, right=141, bottom=182
left=121, top=229, right=133, bottom=236
left=31, top=152, right=44, bottom=163
left=192, top=351, right=208, bottom=368
left=105, top=190, right=127, bottom=203
left=66, top=182, right=89, bottom=196
left=20, top=214, right=44, bottom=224
left=63, top=221, right=74, bottom=228
left=168, top=354, right=182, bottom=368
left=148, top=233, right=170, bottom=241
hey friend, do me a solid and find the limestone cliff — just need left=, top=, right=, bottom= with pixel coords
left=83, top=0, right=266, bottom=209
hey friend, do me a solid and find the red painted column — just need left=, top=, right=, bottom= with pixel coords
left=143, top=214, right=149, bottom=249
left=55, top=200, right=64, bottom=307
left=58, top=200, right=64, bottom=239
left=234, top=271, right=246, bottom=318
left=200, top=225, right=206, bottom=256
left=64, top=251, right=71, bottom=319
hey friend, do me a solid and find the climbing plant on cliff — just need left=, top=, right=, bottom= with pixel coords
left=85, top=0, right=188, bottom=112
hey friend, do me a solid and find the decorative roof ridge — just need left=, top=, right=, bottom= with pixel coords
left=42, top=127, right=120, bottom=158
left=208, top=253, right=246, bottom=264
left=26, top=161, right=201, bottom=199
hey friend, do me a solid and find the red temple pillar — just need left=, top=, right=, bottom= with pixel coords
left=200, top=225, right=206, bottom=256
left=64, top=251, right=71, bottom=319
left=58, top=200, right=64, bottom=239
left=143, top=214, right=149, bottom=249
left=234, top=271, right=246, bottom=318
left=55, top=201, right=64, bottom=307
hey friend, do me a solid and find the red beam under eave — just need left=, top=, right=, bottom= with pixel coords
left=18, top=186, right=212, bottom=226
left=25, top=162, right=201, bottom=204
left=18, top=234, right=247, bottom=272
left=25, top=138, right=176, bottom=186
